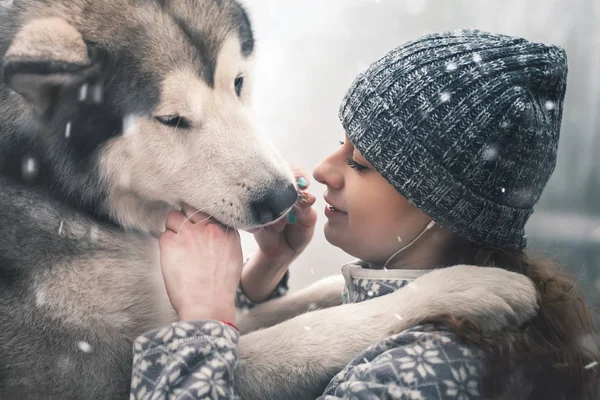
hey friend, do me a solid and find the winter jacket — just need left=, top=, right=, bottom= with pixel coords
left=130, top=263, right=484, bottom=399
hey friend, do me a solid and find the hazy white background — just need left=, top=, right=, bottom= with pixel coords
left=237, top=0, right=600, bottom=302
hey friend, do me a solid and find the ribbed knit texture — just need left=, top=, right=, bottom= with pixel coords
left=340, top=29, right=568, bottom=249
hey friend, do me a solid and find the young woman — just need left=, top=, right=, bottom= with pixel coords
left=131, top=30, right=600, bottom=399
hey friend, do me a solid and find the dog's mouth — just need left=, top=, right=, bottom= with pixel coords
left=180, top=202, right=294, bottom=233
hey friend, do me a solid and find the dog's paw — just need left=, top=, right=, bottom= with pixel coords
left=408, top=265, right=538, bottom=331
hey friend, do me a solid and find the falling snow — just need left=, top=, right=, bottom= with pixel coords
left=308, top=302, right=318, bottom=311
left=394, top=314, right=404, bottom=320
left=58, top=221, right=64, bottom=236
left=65, top=121, right=72, bottom=139
left=363, top=357, right=371, bottom=364
left=79, top=84, right=88, bottom=102
left=445, top=61, right=458, bottom=72
left=501, top=188, right=506, bottom=193
left=585, top=361, right=598, bottom=370
left=310, top=268, right=314, bottom=275
left=92, top=84, right=104, bottom=103
left=440, top=91, right=452, bottom=103
left=123, top=115, right=139, bottom=135
left=21, top=157, right=39, bottom=181
left=501, top=120, right=510, bottom=128
left=482, top=145, right=499, bottom=162
left=367, top=290, right=374, bottom=297
left=77, top=341, right=92, bottom=353
left=304, top=326, right=312, bottom=331
left=472, top=53, right=482, bottom=63
left=90, top=225, right=99, bottom=241
left=545, top=100, right=556, bottom=111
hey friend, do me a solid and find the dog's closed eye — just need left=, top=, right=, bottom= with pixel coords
left=155, top=115, right=191, bottom=129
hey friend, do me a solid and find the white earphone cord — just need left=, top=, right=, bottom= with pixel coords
left=382, top=220, right=436, bottom=269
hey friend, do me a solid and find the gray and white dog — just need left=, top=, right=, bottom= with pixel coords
left=0, top=1, right=538, bottom=399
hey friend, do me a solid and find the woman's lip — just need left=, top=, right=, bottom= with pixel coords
left=325, top=204, right=348, bottom=218
left=323, top=195, right=347, bottom=213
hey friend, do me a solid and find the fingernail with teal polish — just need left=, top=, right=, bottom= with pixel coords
left=297, top=177, right=308, bottom=189
left=288, top=212, right=297, bottom=224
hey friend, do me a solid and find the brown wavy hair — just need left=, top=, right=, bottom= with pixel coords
left=438, top=237, right=600, bottom=400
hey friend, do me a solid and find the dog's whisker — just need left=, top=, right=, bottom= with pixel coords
left=176, top=203, right=218, bottom=234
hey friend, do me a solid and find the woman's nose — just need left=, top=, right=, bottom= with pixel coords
left=313, top=152, right=343, bottom=190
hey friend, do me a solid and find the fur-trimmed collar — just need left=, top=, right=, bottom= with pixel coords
left=341, top=260, right=431, bottom=303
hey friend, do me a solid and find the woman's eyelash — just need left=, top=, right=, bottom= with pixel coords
left=345, top=157, right=368, bottom=172
left=339, top=140, right=345, bottom=146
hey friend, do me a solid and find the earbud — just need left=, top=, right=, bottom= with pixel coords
left=383, top=220, right=436, bottom=269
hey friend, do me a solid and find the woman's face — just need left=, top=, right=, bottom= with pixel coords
left=313, top=134, right=434, bottom=266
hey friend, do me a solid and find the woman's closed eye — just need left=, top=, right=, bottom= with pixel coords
left=345, top=157, right=368, bottom=172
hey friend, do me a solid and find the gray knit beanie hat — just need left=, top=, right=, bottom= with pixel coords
left=340, top=29, right=568, bottom=250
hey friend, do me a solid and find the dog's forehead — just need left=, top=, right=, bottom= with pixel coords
left=117, top=0, right=253, bottom=87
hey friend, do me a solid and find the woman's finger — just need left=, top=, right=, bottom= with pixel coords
left=291, top=164, right=310, bottom=190
left=296, top=191, right=316, bottom=208
left=181, top=203, right=212, bottom=225
left=165, top=210, right=188, bottom=233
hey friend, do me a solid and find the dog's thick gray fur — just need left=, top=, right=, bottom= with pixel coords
left=0, top=1, right=539, bottom=399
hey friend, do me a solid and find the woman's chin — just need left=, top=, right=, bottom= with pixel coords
left=324, top=222, right=348, bottom=251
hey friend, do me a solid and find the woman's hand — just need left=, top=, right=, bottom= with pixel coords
left=241, top=166, right=317, bottom=303
left=159, top=206, right=243, bottom=323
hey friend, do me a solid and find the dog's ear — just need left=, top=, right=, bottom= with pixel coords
left=3, top=17, right=103, bottom=117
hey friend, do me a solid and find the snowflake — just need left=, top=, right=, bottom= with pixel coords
left=79, top=83, right=88, bottom=101
left=92, top=84, right=103, bottom=103
left=545, top=100, right=556, bottom=111
left=304, top=326, right=312, bottom=331
left=585, top=361, right=598, bottom=370
left=308, top=302, right=318, bottom=311
left=501, top=188, right=506, bottom=193
left=77, top=341, right=92, bottom=353
left=482, top=145, right=499, bottom=162
left=311, top=268, right=314, bottom=275
left=65, top=121, right=72, bottom=139
left=500, top=120, right=510, bottom=128
left=190, top=366, right=229, bottom=398
left=394, top=314, right=404, bottom=320
left=90, top=225, right=99, bottom=241
left=445, top=62, right=458, bottom=72
left=367, top=290, right=374, bottom=297
left=398, top=344, right=444, bottom=378
left=123, top=114, right=139, bottom=135
left=444, top=366, right=479, bottom=398
left=439, top=91, right=452, bottom=103
left=58, top=221, right=64, bottom=236
left=388, top=383, right=424, bottom=399
left=21, top=157, right=39, bottom=180
left=472, top=53, right=482, bottom=63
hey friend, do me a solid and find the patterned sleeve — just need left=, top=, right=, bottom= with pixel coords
left=131, top=321, right=239, bottom=400
left=319, top=325, right=485, bottom=400
left=235, top=258, right=289, bottom=310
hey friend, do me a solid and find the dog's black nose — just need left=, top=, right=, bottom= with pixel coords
left=251, top=183, right=298, bottom=225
